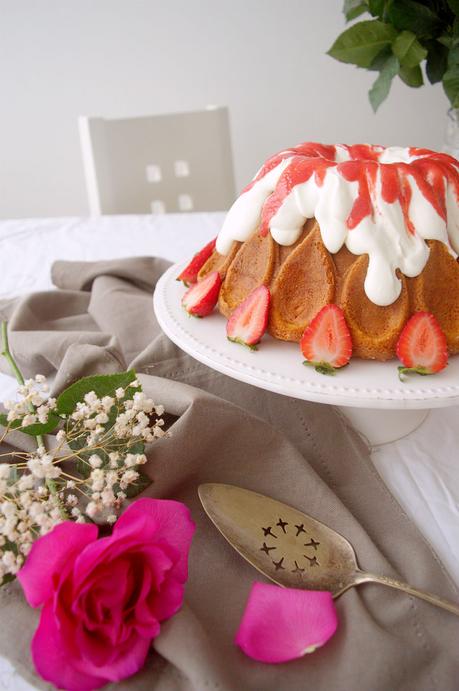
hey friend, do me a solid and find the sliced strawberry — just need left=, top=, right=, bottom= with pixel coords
left=177, top=237, right=217, bottom=285
left=226, top=285, right=270, bottom=350
left=300, top=304, right=352, bottom=375
left=396, top=312, right=448, bottom=381
left=182, top=271, right=221, bottom=317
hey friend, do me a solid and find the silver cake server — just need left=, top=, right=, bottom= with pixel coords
left=198, top=483, right=459, bottom=616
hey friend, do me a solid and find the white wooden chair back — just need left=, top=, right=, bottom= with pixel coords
left=78, top=107, right=236, bottom=215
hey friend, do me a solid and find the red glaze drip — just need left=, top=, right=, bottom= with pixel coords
left=259, top=156, right=335, bottom=236
left=337, top=160, right=378, bottom=229
left=243, top=143, right=337, bottom=194
left=246, top=142, right=459, bottom=238
left=343, top=144, right=384, bottom=161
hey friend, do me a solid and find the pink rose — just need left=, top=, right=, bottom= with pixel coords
left=18, top=498, right=195, bottom=691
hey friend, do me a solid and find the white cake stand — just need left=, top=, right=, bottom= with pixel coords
left=153, top=264, right=459, bottom=445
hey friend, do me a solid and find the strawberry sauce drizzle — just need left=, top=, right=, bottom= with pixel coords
left=259, top=156, right=335, bottom=236
left=253, top=143, right=459, bottom=237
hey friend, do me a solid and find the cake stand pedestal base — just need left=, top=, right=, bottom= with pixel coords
left=339, top=407, right=429, bottom=446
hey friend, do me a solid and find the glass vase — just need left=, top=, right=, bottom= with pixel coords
left=443, top=108, right=459, bottom=160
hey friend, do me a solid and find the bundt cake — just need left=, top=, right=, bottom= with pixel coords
left=179, top=143, right=459, bottom=368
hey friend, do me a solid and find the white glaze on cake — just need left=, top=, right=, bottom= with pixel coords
left=216, top=144, right=459, bottom=306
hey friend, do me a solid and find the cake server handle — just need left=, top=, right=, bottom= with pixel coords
left=352, top=570, right=459, bottom=616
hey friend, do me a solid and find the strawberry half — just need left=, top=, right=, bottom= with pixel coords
left=226, top=285, right=270, bottom=350
left=177, top=237, right=217, bottom=285
left=300, top=304, right=352, bottom=375
left=396, top=311, right=448, bottom=381
left=182, top=271, right=221, bottom=317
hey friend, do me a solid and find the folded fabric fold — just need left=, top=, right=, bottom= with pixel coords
left=0, top=256, right=457, bottom=691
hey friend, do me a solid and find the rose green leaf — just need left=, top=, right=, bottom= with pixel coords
left=56, top=370, right=139, bottom=415
left=0, top=412, right=60, bottom=437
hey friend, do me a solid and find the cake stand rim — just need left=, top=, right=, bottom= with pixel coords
left=153, top=263, right=459, bottom=411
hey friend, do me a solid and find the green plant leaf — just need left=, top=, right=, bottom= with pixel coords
left=368, top=0, right=386, bottom=17
left=448, top=40, right=459, bottom=66
left=425, top=40, right=448, bottom=83
left=328, top=19, right=397, bottom=68
left=399, top=63, right=424, bottom=86
left=369, top=54, right=400, bottom=111
left=386, top=0, right=442, bottom=37
left=343, top=0, right=368, bottom=21
left=443, top=65, right=459, bottom=107
left=447, top=0, right=459, bottom=15
left=393, top=30, right=428, bottom=67
left=0, top=412, right=60, bottom=436
left=1, top=573, right=16, bottom=587
left=56, top=370, right=139, bottom=416
left=438, top=34, right=453, bottom=48
left=368, top=45, right=392, bottom=69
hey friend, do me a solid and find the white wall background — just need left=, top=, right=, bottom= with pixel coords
left=0, top=0, right=449, bottom=218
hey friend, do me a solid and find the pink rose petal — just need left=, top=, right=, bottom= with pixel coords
left=114, top=498, right=196, bottom=582
left=31, top=601, right=107, bottom=691
left=18, top=522, right=98, bottom=607
left=235, top=582, right=338, bottom=663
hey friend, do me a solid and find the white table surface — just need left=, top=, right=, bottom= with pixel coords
left=0, top=213, right=458, bottom=690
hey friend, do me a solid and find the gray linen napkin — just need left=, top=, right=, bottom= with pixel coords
left=0, top=257, right=457, bottom=691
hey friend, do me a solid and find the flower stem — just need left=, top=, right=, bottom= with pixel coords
left=1, top=321, right=26, bottom=387
left=1, top=320, right=68, bottom=519
left=1, top=321, right=45, bottom=447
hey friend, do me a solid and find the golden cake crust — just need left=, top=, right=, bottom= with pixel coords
left=198, top=220, right=459, bottom=361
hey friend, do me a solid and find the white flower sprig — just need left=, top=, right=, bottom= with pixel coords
left=0, top=323, right=168, bottom=585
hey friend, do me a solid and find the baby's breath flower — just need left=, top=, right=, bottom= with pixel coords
left=0, top=373, right=167, bottom=584
left=0, top=465, right=11, bottom=480
left=84, top=392, right=98, bottom=406
left=89, top=454, right=103, bottom=469
left=101, top=396, right=114, bottom=411
left=86, top=502, right=98, bottom=518
left=22, top=414, right=37, bottom=427
left=56, top=430, right=66, bottom=443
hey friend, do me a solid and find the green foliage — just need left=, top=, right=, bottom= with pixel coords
left=343, top=0, right=369, bottom=21
left=399, top=64, right=424, bottom=86
left=392, top=30, right=428, bottom=67
left=328, top=20, right=397, bottom=67
left=56, top=370, right=138, bottom=415
left=60, top=370, right=143, bottom=478
left=0, top=412, right=60, bottom=436
left=443, top=64, right=459, bottom=105
left=329, top=0, right=458, bottom=110
left=369, top=54, right=400, bottom=111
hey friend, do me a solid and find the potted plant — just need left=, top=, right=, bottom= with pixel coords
left=328, top=0, right=459, bottom=147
